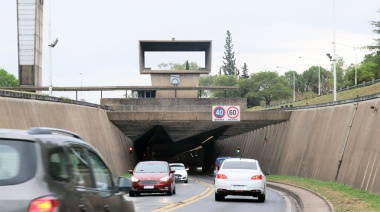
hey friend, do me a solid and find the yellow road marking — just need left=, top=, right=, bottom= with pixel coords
left=152, top=178, right=214, bottom=212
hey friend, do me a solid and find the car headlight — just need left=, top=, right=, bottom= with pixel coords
left=131, top=176, right=139, bottom=182
left=160, top=176, right=170, bottom=182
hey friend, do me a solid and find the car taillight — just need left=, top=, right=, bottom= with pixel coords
left=216, top=174, right=227, bottom=179
left=251, top=175, right=263, bottom=180
left=29, top=196, right=59, bottom=212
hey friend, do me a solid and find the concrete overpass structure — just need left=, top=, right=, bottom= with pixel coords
left=102, top=98, right=291, bottom=168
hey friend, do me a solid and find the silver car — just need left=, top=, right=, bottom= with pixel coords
left=0, top=127, right=135, bottom=212
left=214, top=158, right=268, bottom=202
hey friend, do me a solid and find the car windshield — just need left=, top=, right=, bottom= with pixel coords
left=222, top=161, right=257, bottom=170
left=134, top=163, right=168, bottom=173
left=0, top=139, right=37, bottom=185
left=170, top=165, right=185, bottom=170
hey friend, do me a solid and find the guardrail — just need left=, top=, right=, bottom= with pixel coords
left=270, top=79, right=380, bottom=109
left=0, top=89, right=110, bottom=110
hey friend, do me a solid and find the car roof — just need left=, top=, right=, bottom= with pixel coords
left=139, top=161, right=168, bottom=164
left=216, top=156, right=235, bottom=160
left=223, top=158, right=258, bottom=162
left=0, top=127, right=91, bottom=147
left=169, top=163, right=185, bottom=166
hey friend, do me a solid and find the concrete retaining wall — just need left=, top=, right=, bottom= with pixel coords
left=214, top=99, right=380, bottom=194
left=0, top=97, right=136, bottom=177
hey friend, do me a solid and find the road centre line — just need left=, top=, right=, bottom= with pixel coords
left=152, top=178, right=214, bottom=212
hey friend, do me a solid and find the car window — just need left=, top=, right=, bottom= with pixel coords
left=134, top=163, right=168, bottom=173
left=0, top=139, right=36, bottom=186
left=87, top=150, right=113, bottom=191
left=170, top=165, right=185, bottom=170
left=48, top=147, right=70, bottom=182
left=222, top=161, right=258, bottom=170
left=67, top=146, right=93, bottom=188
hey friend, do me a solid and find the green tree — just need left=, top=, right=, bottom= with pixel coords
left=158, top=61, right=199, bottom=70
left=353, top=54, right=377, bottom=82
left=368, top=9, right=380, bottom=52
left=237, top=77, right=260, bottom=107
left=220, top=30, right=239, bottom=76
left=0, top=68, right=18, bottom=86
left=211, top=75, right=240, bottom=98
left=366, top=9, right=380, bottom=78
left=198, top=75, right=215, bottom=98
left=251, top=71, right=292, bottom=107
left=240, top=63, right=249, bottom=79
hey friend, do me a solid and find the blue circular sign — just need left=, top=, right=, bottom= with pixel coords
left=213, top=106, right=226, bottom=118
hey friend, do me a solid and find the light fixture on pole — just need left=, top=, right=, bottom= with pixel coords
left=299, top=56, right=321, bottom=95
left=48, top=0, right=58, bottom=96
left=276, top=66, right=295, bottom=102
left=331, top=42, right=358, bottom=86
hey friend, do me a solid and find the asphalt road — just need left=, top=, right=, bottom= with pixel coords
left=129, top=175, right=296, bottom=212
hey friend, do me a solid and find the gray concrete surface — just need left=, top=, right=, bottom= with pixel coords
left=268, top=182, right=334, bottom=212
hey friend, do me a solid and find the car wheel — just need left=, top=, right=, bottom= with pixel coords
left=184, top=179, right=188, bottom=183
left=135, top=192, right=141, bottom=197
left=129, top=192, right=135, bottom=197
left=215, top=193, right=224, bottom=201
left=258, top=194, right=265, bottom=202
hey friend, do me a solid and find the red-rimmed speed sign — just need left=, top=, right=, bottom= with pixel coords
left=227, top=106, right=240, bottom=119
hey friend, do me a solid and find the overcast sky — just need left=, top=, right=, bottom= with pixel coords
left=0, top=0, right=379, bottom=104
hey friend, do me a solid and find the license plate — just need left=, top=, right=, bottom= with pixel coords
left=144, top=185, right=154, bottom=189
left=232, top=185, right=246, bottom=190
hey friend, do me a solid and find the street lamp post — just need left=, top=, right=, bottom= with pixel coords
left=332, top=0, right=337, bottom=101
left=299, top=56, right=321, bottom=95
left=276, top=66, right=295, bottom=102
left=48, top=0, right=58, bottom=96
left=80, top=73, right=83, bottom=100
left=332, top=42, right=358, bottom=86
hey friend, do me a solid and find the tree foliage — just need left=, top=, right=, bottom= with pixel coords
left=220, top=30, right=239, bottom=76
left=240, top=63, right=249, bottom=79
left=251, top=71, right=292, bottom=106
left=368, top=9, right=380, bottom=51
left=0, top=68, right=18, bottom=86
left=158, top=61, right=199, bottom=70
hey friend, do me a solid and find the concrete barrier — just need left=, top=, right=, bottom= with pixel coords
left=0, top=97, right=136, bottom=177
left=214, top=99, right=380, bottom=195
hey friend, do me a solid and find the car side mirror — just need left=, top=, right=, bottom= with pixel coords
left=128, top=170, right=133, bottom=174
left=186, top=168, right=189, bottom=171
left=117, top=176, right=132, bottom=192
left=264, top=171, right=270, bottom=175
left=170, top=170, right=175, bottom=173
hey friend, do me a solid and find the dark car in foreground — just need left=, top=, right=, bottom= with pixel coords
left=129, top=161, right=176, bottom=196
left=0, top=127, right=134, bottom=212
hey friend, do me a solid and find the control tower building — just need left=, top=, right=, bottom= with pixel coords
left=17, top=0, right=44, bottom=88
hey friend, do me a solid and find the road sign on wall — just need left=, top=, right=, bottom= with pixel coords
left=212, top=106, right=240, bottom=121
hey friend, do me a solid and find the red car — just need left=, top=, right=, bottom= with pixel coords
left=129, top=161, right=176, bottom=196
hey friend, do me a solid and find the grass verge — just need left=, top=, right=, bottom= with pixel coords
left=267, top=175, right=380, bottom=211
